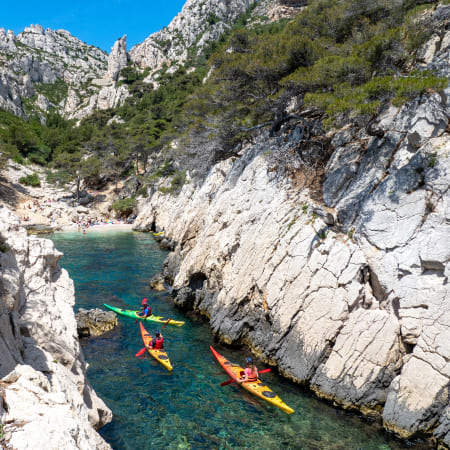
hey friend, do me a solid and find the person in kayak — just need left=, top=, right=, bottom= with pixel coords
left=138, top=298, right=152, bottom=318
left=239, top=357, right=259, bottom=383
left=146, top=330, right=164, bottom=350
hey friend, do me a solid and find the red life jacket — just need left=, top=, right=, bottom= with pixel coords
left=153, top=336, right=163, bottom=349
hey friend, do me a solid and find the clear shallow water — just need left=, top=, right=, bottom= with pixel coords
left=49, top=231, right=410, bottom=450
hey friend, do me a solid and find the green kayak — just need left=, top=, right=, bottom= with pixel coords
left=104, top=304, right=185, bottom=327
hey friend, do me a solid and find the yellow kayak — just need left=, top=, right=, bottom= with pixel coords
left=210, top=346, right=294, bottom=414
left=153, top=231, right=164, bottom=236
left=140, top=322, right=173, bottom=371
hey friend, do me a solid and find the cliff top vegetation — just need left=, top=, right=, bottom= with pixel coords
left=0, top=0, right=446, bottom=192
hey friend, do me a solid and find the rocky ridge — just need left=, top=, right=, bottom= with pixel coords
left=0, top=24, right=133, bottom=120
left=129, top=0, right=253, bottom=74
left=0, top=1, right=296, bottom=120
left=133, top=21, right=450, bottom=447
left=0, top=205, right=111, bottom=448
left=0, top=25, right=109, bottom=118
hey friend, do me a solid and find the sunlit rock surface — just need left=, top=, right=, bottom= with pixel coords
left=0, top=205, right=111, bottom=449
left=133, top=30, right=450, bottom=444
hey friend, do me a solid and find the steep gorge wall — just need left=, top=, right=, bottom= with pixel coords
left=133, top=40, right=450, bottom=446
left=0, top=206, right=111, bottom=449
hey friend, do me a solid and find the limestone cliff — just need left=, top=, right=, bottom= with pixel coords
left=133, top=26, right=450, bottom=447
left=0, top=206, right=111, bottom=449
left=0, top=1, right=287, bottom=120
left=0, top=25, right=133, bottom=120
left=0, top=25, right=108, bottom=119
left=129, top=0, right=254, bottom=73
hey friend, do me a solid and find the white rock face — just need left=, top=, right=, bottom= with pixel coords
left=0, top=206, right=111, bottom=449
left=133, top=66, right=449, bottom=445
left=129, top=0, right=252, bottom=72
left=252, top=0, right=306, bottom=23
left=106, top=35, right=128, bottom=82
left=0, top=0, right=264, bottom=119
left=0, top=25, right=108, bottom=119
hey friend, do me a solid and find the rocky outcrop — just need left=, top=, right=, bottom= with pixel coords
left=0, top=205, right=111, bottom=448
left=0, top=25, right=108, bottom=119
left=76, top=308, right=118, bottom=338
left=132, top=31, right=450, bottom=445
left=105, top=35, right=128, bottom=82
left=252, top=0, right=307, bottom=23
left=68, top=83, right=129, bottom=120
left=149, top=273, right=166, bottom=291
left=129, top=0, right=253, bottom=73
left=69, top=35, right=131, bottom=119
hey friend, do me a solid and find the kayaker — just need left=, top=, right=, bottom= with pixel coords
left=138, top=299, right=152, bottom=318
left=147, top=330, right=164, bottom=349
left=239, top=357, right=259, bottom=383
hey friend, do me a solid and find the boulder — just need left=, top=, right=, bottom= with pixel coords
left=79, top=194, right=94, bottom=206
left=149, top=273, right=166, bottom=291
left=75, top=308, right=118, bottom=338
left=159, top=238, right=173, bottom=250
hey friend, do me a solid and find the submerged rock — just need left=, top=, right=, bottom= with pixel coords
left=76, top=308, right=118, bottom=338
left=150, top=273, right=166, bottom=291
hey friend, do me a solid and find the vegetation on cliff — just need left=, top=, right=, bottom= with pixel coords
left=0, top=0, right=446, bottom=190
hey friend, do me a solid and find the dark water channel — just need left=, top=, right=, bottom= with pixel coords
left=48, top=230, right=413, bottom=450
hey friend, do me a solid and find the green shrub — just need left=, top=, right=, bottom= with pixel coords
left=46, top=169, right=71, bottom=186
left=428, top=153, right=437, bottom=168
left=151, top=161, right=175, bottom=179
left=207, top=13, right=220, bottom=25
left=305, top=73, right=447, bottom=126
left=35, top=80, right=68, bottom=105
left=112, top=197, right=136, bottom=216
left=158, top=171, right=186, bottom=195
left=27, top=145, right=51, bottom=165
left=136, top=187, right=149, bottom=198
left=19, top=173, right=41, bottom=187
left=13, top=153, right=25, bottom=165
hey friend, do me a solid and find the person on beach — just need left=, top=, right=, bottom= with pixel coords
left=239, top=357, right=259, bottom=383
left=146, top=330, right=163, bottom=350
left=138, top=298, right=152, bottom=317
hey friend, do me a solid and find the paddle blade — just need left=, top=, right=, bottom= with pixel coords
left=162, top=318, right=171, bottom=330
left=135, top=347, right=146, bottom=357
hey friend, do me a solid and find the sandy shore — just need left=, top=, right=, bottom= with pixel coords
left=58, top=223, right=134, bottom=232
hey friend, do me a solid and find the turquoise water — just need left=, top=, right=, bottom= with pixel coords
left=49, top=231, right=412, bottom=450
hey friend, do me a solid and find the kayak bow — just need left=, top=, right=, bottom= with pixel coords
left=140, top=322, right=173, bottom=371
left=104, top=304, right=184, bottom=326
left=210, top=346, right=294, bottom=414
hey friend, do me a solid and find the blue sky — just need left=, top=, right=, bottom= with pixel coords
left=2, top=0, right=186, bottom=52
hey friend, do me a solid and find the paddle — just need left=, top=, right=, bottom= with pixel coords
left=220, top=368, right=271, bottom=386
left=134, top=309, right=150, bottom=324
left=135, top=319, right=171, bottom=357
